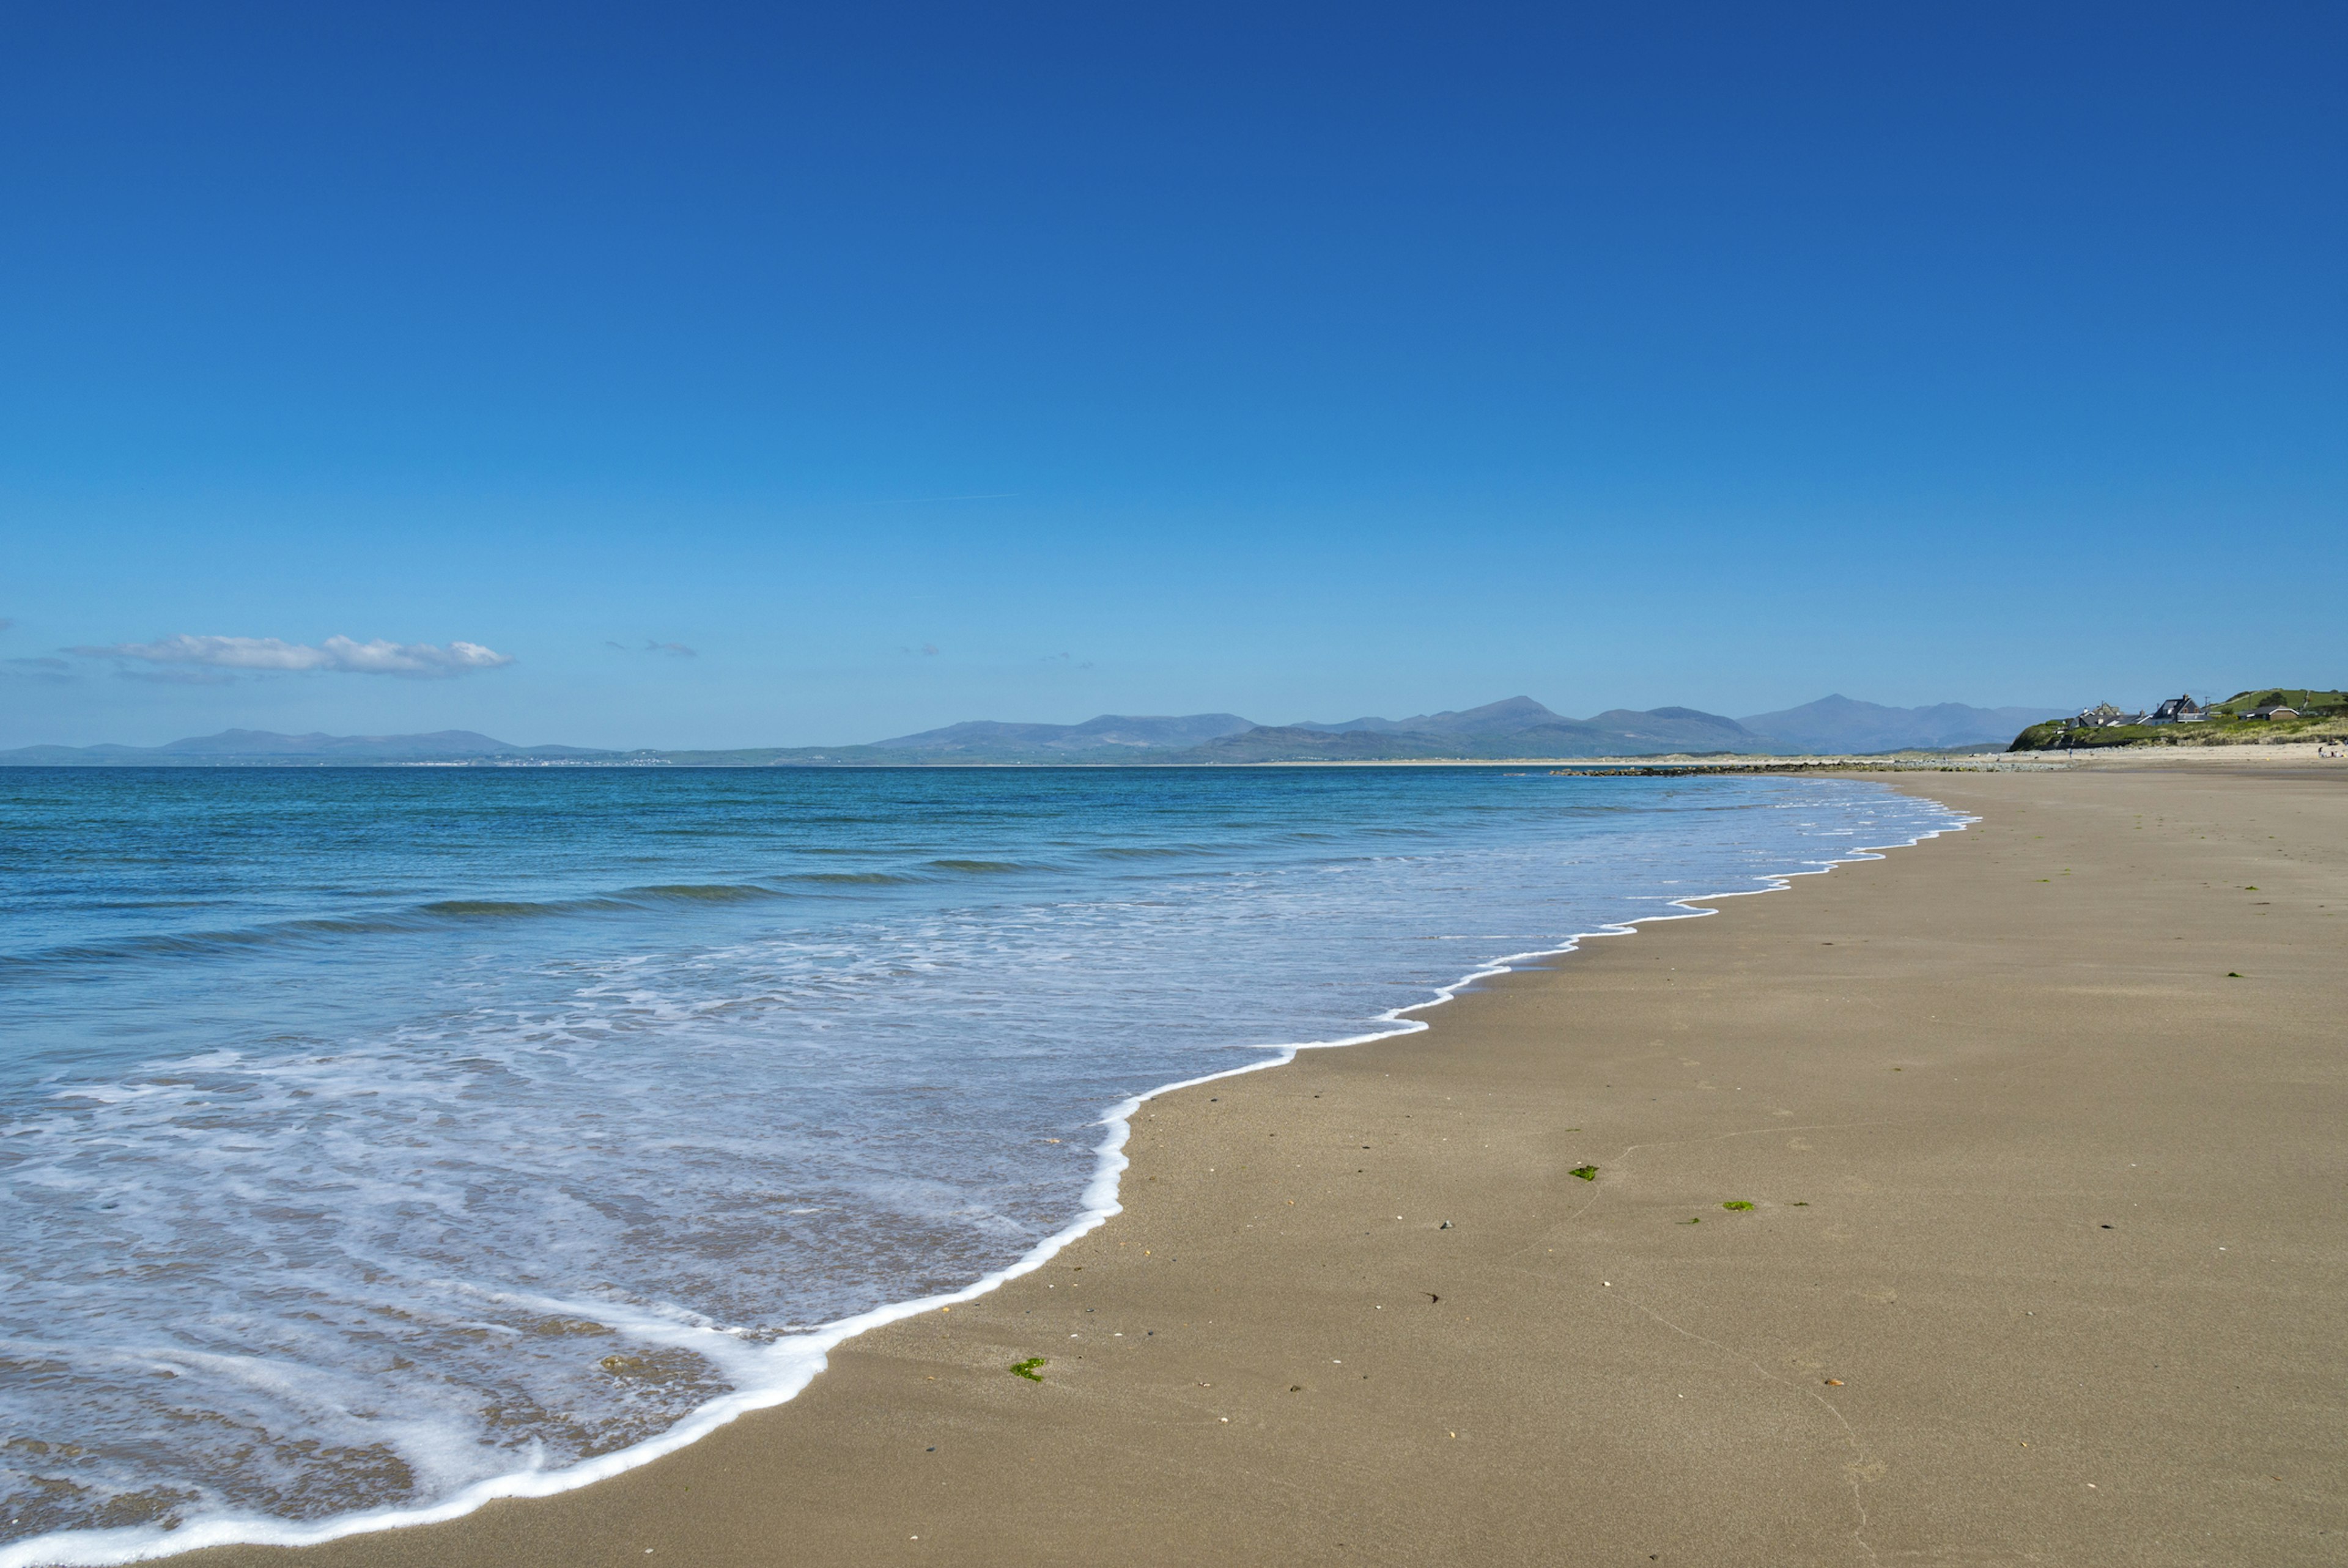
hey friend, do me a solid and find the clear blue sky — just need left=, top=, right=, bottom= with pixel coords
left=3, top=2, right=2339, bottom=748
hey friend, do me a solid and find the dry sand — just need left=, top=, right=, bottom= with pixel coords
left=194, top=764, right=2346, bottom=1567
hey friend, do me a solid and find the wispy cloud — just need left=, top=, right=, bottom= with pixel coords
left=607, top=638, right=697, bottom=657
left=73, top=634, right=515, bottom=679
left=898, top=642, right=941, bottom=657
left=4, top=655, right=75, bottom=685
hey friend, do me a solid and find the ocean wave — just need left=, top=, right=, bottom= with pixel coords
left=784, top=871, right=927, bottom=886
left=1, top=859, right=1076, bottom=978
left=621, top=883, right=792, bottom=904
left=0, top=770, right=1970, bottom=1564
left=1085, top=844, right=1219, bottom=859
left=2, top=889, right=785, bottom=975
left=921, top=858, right=1044, bottom=874
left=414, top=897, right=640, bottom=918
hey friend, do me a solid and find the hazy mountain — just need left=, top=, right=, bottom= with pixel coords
left=1164, top=726, right=1463, bottom=762
left=1178, top=702, right=1767, bottom=761
left=0, top=729, right=613, bottom=764
left=5, top=696, right=2069, bottom=767
left=1291, top=696, right=1564, bottom=737
left=1287, top=714, right=1417, bottom=735
left=869, top=713, right=1257, bottom=759
left=1573, top=707, right=1765, bottom=751
left=157, top=729, right=513, bottom=757
left=1738, top=695, right=2064, bottom=753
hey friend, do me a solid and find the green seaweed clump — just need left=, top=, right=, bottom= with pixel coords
left=1010, top=1358, right=1046, bottom=1382
left=1570, top=1165, right=1598, bottom=1182
left=1721, top=1200, right=1755, bottom=1212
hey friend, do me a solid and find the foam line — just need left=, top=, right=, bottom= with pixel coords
left=0, top=793, right=1971, bottom=1568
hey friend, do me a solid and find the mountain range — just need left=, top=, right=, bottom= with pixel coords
left=867, top=713, right=1257, bottom=757
left=0, top=728, right=608, bottom=765
left=1737, top=694, right=2067, bottom=754
left=1178, top=698, right=1767, bottom=762
left=0, top=695, right=2062, bottom=766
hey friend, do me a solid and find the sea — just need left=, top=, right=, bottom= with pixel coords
left=0, top=765, right=1962, bottom=1562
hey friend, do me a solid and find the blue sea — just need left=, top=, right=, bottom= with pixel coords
left=0, top=766, right=1960, bottom=1561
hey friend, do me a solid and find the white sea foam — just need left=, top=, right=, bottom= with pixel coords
left=0, top=771, right=1965, bottom=1564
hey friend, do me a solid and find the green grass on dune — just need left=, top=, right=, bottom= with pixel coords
left=2009, top=686, right=2348, bottom=751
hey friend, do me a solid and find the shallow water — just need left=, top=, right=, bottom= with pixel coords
left=0, top=766, right=1959, bottom=1556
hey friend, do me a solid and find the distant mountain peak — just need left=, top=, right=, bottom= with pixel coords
left=1, top=693, right=2073, bottom=768
left=1400, top=695, right=1562, bottom=731
left=1176, top=701, right=1760, bottom=762
left=1, top=729, right=609, bottom=764
left=869, top=713, right=1258, bottom=757
left=155, top=728, right=525, bottom=756
left=1738, top=696, right=2063, bottom=753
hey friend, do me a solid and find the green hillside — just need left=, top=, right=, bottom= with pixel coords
left=2009, top=688, right=2348, bottom=751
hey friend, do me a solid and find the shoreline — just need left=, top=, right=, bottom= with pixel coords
left=13, top=737, right=2345, bottom=774
left=5, top=783, right=1966, bottom=1568
left=40, top=761, right=2348, bottom=1565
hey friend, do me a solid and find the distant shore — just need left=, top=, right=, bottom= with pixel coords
left=1218, top=753, right=2055, bottom=772
left=1282, top=740, right=2346, bottom=772
left=0, top=750, right=2049, bottom=771
left=16, top=742, right=2343, bottom=773
left=190, top=756, right=2347, bottom=1567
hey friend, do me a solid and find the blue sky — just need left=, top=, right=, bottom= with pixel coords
left=3, top=2, right=2339, bottom=748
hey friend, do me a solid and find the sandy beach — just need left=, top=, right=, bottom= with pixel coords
left=189, top=762, right=2346, bottom=1568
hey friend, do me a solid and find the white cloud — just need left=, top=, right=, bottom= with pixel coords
left=78, top=634, right=515, bottom=678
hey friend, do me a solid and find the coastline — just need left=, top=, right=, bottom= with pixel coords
left=77, top=763, right=2348, bottom=1563
left=7, top=781, right=1959, bottom=1568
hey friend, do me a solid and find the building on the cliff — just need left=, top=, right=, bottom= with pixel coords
left=2145, top=694, right=2206, bottom=724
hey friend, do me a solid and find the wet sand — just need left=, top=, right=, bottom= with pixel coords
left=196, top=764, right=2347, bottom=1567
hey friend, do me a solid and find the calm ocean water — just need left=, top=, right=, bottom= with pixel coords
left=0, top=766, right=1959, bottom=1560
